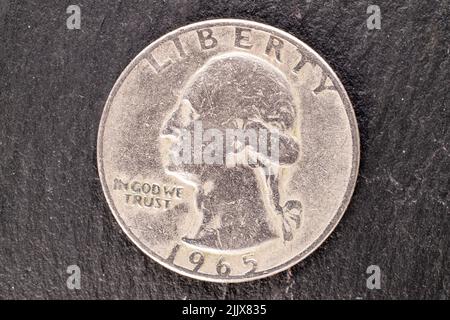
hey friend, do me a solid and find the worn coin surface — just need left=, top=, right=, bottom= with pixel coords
left=97, top=19, right=359, bottom=282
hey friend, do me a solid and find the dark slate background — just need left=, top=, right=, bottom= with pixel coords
left=0, top=0, right=448, bottom=300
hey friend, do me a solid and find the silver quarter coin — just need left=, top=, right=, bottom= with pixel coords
left=97, top=19, right=359, bottom=282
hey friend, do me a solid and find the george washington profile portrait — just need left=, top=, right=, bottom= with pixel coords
left=161, top=52, right=302, bottom=250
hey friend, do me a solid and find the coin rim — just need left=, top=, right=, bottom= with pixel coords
left=97, top=19, right=360, bottom=283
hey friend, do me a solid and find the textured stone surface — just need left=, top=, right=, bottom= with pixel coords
left=0, top=0, right=448, bottom=299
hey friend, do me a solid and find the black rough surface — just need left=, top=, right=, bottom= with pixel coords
left=0, top=0, right=448, bottom=300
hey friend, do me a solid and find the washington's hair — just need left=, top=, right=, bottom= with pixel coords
left=181, top=52, right=302, bottom=242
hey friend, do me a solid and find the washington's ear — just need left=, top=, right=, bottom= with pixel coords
left=245, top=120, right=300, bottom=166
left=277, top=132, right=300, bottom=166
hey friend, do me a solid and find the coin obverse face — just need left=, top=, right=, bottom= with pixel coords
left=97, top=19, right=360, bottom=282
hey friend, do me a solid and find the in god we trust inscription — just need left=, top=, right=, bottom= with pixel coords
left=97, top=19, right=359, bottom=282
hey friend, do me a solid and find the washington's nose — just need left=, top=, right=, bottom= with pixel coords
left=162, top=99, right=194, bottom=136
left=162, top=125, right=174, bottom=136
left=162, top=114, right=179, bottom=136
